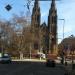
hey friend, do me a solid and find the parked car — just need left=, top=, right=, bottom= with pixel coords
left=0, top=54, right=11, bottom=63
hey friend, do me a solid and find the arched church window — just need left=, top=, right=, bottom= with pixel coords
left=54, top=16, right=57, bottom=23
left=34, top=43, right=38, bottom=49
left=52, top=15, right=57, bottom=24
left=52, top=16, right=54, bottom=24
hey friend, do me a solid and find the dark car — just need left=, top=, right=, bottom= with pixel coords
left=0, top=54, right=11, bottom=63
left=46, top=59, right=55, bottom=67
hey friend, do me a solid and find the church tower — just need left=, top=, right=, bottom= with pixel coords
left=48, top=0, right=57, bottom=53
left=31, top=0, right=41, bottom=51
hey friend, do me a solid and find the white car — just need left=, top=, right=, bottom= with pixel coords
left=57, top=57, right=62, bottom=60
left=0, top=54, right=11, bottom=63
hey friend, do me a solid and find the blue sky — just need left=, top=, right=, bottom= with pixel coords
left=0, top=0, right=75, bottom=43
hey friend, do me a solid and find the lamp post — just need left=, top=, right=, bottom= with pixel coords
left=58, top=19, right=65, bottom=40
left=58, top=19, right=65, bottom=64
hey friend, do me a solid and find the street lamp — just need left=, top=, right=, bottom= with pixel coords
left=58, top=19, right=65, bottom=40
left=58, top=19, right=65, bottom=64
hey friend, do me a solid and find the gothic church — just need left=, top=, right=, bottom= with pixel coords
left=31, top=0, right=57, bottom=54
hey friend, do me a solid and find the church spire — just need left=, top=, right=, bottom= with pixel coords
left=34, top=0, right=39, bottom=9
left=31, top=0, right=40, bottom=26
left=32, top=0, right=40, bottom=14
left=48, top=0, right=57, bottom=53
left=52, top=0, right=55, bottom=5
left=31, top=0, right=40, bottom=51
left=51, top=0, right=56, bottom=11
left=31, top=0, right=40, bottom=31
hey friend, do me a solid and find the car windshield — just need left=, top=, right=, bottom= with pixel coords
left=2, top=56, right=9, bottom=58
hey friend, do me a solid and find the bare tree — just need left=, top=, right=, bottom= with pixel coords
left=0, top=21, right=14, bottom=55
left=10, top=13, right=32, bottom=59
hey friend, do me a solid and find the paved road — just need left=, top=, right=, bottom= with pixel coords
left=0, top=61, right=65, bottom=75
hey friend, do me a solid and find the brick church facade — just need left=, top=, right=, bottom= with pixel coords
left=31, top=0, right=57, bottom=54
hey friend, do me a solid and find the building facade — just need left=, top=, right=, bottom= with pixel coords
left=31, top=0, right=57, bottom=54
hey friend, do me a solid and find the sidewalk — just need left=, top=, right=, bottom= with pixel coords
left=12, top=58, right=75, bottom=64
left=12, top=58, right=46, bottom=62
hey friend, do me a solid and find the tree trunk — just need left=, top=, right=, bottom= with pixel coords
left=20, top=51, right=23, bottom=60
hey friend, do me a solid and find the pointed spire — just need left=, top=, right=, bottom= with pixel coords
left=34, top=0, right=39, bottom=8
left=51, top=0, right=56, bottom=9
left=52, top=0, right=55, bottom=3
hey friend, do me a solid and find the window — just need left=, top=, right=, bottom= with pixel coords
left=34, top=43, right=38, bottom=49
